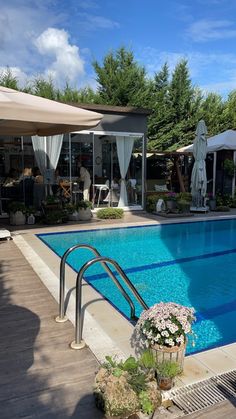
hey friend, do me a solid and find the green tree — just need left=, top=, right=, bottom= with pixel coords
left=222, top=90, right=236, bottom=130
left=148, top=60, right=201, bottom=151
left=0, top=67, right=19, bottom=90
left=199, top=92, right=226, bottom=136
left=29, top=76, right=59, bottom=100
left=148, top=63, right=172, bottom=149
left=93, top=46, right=149, bottom=106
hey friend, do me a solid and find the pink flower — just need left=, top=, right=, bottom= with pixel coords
left=134, top=302, right=196, bottom=348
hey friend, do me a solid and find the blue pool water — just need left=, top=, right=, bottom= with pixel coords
left=38, top=219, right=236, bottom=355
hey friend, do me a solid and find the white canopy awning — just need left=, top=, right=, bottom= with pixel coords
left=0, top=86, right=102, bottom=136
left=178, top=129, right=236, bottom=153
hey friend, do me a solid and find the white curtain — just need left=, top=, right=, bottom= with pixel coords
left=31, top=135, right=64, bottom=177
left=116, top=136, right=134, bottom=207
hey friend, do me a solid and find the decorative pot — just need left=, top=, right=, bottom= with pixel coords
left=10, top=211, right=26, bottom=226
left=166, top=200, right=177, bottom=211
left=157, top=375, right=174, bottom=391
left=78, top=208, right=92, bottom=221
left=150, top=342, right=186, bottom=372
left=208, top=199, right=216, bottom=211
left=68, top=210, right=80, bottom=221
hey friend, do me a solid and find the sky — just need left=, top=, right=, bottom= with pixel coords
left=1, top=0, right=236, bottom=97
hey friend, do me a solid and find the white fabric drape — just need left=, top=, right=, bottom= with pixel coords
left=116, top=136, right=134, bottom=207
left=191, top=120, right=208, bottom=199
left=31, top=135, right=64, bottom=177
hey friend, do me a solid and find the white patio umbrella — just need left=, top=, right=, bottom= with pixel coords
left=191, top=120, right=208, bottom=206
left=0, top=86, right=102, bottom=136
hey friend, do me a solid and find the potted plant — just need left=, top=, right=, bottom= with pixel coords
left=8, top=201, right=27, bottom=225
left=156, top=360, right=181, bottom=391
left=133, top=302, right=196, bottom=372
left=164, top=192, right=177, bottom=211
left=77, top=200, right=92, bottom=221
left=64, top=202, right=80, bottom=221
left=207, top=192, right=216, bottom=211
left=94, top=354, right=162, bottom=418
left=176, top=199, right=190, bottom=213
left=42, top=195, right=61, bottom=210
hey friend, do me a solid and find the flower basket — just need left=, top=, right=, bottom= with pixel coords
left=150, top=342, right=186, bottom=372
left=133, top=302, right=195, bottom=374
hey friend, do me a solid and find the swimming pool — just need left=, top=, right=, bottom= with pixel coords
left=38, top=219, right=236, bottom=355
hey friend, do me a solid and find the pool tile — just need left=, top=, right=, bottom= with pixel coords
left=193, top=347, right=236, bottom=374
left=219, top=343, right=236, bottom=360
left=178, top=356, right=215, bottom=385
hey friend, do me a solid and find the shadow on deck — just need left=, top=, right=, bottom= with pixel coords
left=0, top=240, right=103, bottom=418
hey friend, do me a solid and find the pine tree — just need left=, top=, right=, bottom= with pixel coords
left=93, top=47, right=149, bottom=106
left=0, top=67, right=19, bottom=90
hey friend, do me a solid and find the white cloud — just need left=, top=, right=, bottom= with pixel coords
left=77, top=12, right=119, bottom=30
left=34, top=28, right=85, bottom=86
left=187, top=19, right=236, bottom=42
left=201, top=79, right=236, bottom=95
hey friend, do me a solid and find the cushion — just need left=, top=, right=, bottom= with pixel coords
left=154, top=184, right=168, bottom=192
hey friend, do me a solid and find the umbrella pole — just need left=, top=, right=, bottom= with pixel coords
left=175, top=157, right=185, bottom=192
left=21, top=136, right=25, bottom=204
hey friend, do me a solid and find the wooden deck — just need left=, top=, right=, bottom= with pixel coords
left=0, top=239, right=103, bottom=419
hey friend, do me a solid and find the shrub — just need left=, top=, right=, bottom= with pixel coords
left=216, top=206, right=230, bottom=212
left=176, top=192, right=192, bottom=202
left=77, top=200, right=92, bottom=209
left=146, top=195, right=158, bottom=212
left=64, top=202, right=76, bottom=214
left=8, top=201, right=27, bottom=214
left=216, top=192, right=233, bottom=207
left=156, top=360, right=181, bottom=378
left=97, top=208, right=124, bottom=219
left=146, top=194, right=166, bottom=212
left=177, top=199, right=190, bottom=213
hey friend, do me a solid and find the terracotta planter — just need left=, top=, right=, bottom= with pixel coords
left=157, top=375, right=174, bottom=391
left=150, top=342, right=186, bottom=372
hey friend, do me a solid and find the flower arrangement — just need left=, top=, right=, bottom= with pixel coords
left=165, top=192, right=177, bottom=201
left=134, top=302, right=195, bottom=349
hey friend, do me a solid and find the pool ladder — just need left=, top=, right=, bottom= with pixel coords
left=55, top=244, right=148, bottom=349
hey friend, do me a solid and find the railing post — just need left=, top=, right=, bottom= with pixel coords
left=70, top=256, right=148, bottom=350
left=55, top=244, right=137, bottom=323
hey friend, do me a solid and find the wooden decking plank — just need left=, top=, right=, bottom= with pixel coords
left=0, top=240, right=102, bottom=418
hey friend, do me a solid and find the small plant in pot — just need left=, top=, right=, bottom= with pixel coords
left=156, top=360, right=181, bottom=391
left=64, top=202, right=80, bottom=221
left=164, top=192, right=177, bottom=211
left=42, top=195, right=61, bottom=209
left=77, top=200, right=92, bottom=221
left=8, top=201, right=27, bottom=225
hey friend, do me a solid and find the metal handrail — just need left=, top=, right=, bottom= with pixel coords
left=55, top=244, right=138, bottom=323
left=70, top=256, right=148, bottom=350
